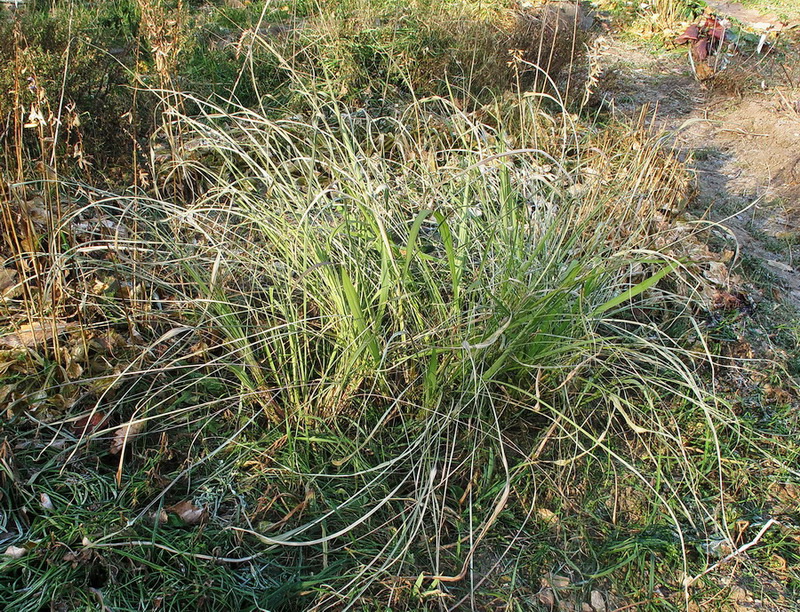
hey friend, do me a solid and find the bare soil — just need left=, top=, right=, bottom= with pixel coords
left=705, top=0, right=800, bottom=28
left=593, top=3, right=800, bottom=306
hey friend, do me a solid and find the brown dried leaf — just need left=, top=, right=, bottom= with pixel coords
left=72, top=412, right=106, bottom=436
left=166, top=500, right=207, bottom=525
left=0, top=360, right=17, bottom=377
left=110, top=419, right=146, bottom=455
left=538, top=588, right=555, bottom=607
left=0, top=384, right=16, bottom=407
left=0, top=321, right=73, bottom=349
left=60, top=346, right=84, bottom=380
left=537, top=508, right=560, bottom=525
left=65, top=359, right=84, bottom=380
left=766, top=259, right=793, bottom=272
left=0, top=268, right=17, bottom=294
left=703, top=261, right=729, bottom=286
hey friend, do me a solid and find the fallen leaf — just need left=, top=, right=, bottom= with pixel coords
left=40, top=493, right=54, bottom=511
left=166, top=500, right=207, bottom=525
left=703, top=261, right=729, bottom=286
left=712, top=290, right=743, bottom=311
left=4, top=545, right=26, bottom=559
left=0, top=384, right=16, bottom=407
left=537, top=508, right=560, bottom=525
left=150, top=509, right=169, bottom=524
left=0, top=268, right=17, bottom=294
left=60, top=345, right=84, bottom=380
left=65, top=358, right=84, bottom=380
left=766, top=259, right=794, bottom=272
left=110, top=419, right=146, bottom=455
left=538, top=587, right=555, bottom=607
left=0, top=321, right=73, bottom=349
left=72, top=411, right=106, bottom=436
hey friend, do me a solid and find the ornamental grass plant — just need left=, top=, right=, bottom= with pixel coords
left=0, top=1, right=797, bottom=610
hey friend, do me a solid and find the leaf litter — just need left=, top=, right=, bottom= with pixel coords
left=0, top=321, right=75, bottom=349
left=110, top=419, right=146, bottom=455
left=165, top=500, right=208, bottom=526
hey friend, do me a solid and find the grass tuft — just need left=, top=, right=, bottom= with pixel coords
left=1, top=1, right=797, bottom=610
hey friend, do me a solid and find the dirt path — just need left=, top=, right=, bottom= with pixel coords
left=593, top=4, right=800, bottom=306
left=705, top=0, right=800, bottom=29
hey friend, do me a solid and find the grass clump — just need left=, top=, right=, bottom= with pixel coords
left=3, top=79, right=774, bottom=608
left=1, top=1, right=798, bottom=610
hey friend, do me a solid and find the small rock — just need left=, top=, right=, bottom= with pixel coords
left=543, top=573, right=571, bottom=589
left=591, top=590, right=607, bottom=612
left=4, top=545, right=26, bottom=559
